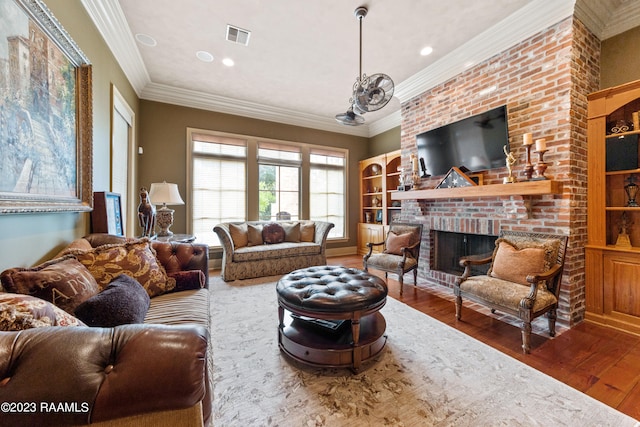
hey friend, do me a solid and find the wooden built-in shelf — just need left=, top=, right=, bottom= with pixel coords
left=391, top=180, right=562, bottom=201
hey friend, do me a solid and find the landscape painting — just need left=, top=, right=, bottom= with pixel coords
left=0, top=0, right=92, bottom=213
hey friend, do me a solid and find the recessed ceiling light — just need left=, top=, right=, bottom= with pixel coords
left=196, top=51, right=214, bottom=62
left=135, top=33, right=157, bottom=47
left=222, top=58, right=234, bottom=67
left=420, top=46, right=433, bottom=56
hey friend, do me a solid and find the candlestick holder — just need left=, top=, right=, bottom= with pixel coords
left=532, top=149, right=548, bottom=180
left=523, top=144, right=534, bottom=180
left=411, top=172, right=421, bottom=190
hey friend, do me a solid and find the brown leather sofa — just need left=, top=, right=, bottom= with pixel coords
left=0, top=234, right=212, bottom=426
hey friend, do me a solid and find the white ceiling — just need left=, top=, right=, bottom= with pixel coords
left=81, top=0, right=640, bottom=137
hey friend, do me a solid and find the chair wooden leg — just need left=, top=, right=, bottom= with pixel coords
left=547, top=309, right=557, bottom=337
left=521, top=321, right=532, bottom=354
left=398, top=273, right=403, bottom=296
left=455, top=296, right=462, bottom=320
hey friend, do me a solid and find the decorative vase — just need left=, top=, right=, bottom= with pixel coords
left=625, top=175, right=639, bottom=207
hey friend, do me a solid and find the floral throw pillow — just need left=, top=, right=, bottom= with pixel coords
left=69, top=239, right=176, bottom=298
left=0, top=293, right=85, bottom=331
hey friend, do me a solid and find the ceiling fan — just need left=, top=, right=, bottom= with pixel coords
left=335, top=6, right=395, bottom=126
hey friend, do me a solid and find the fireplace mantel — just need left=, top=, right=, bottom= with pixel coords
left=391, top=180, right=562, bottom=201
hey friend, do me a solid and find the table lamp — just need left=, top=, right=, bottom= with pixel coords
left=148, top=181, right=184, bottom=236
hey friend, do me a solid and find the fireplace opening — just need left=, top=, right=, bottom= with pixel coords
left=433, top=231, right=497, bottom=275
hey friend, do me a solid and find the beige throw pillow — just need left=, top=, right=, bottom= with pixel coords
left=229, top=223, right=248, bottom=248
left=490, top=241, right=546, bottom=286
left=282, top=222, right=301, bottom=242
left=247, top=224, right=264, bottom=246
left=300, top=222, right=315, bottom=242
left=385, top=232, right=412, bottom=255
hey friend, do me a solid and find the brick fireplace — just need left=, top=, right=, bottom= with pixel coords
left=395, top=16, right=600, bottom=327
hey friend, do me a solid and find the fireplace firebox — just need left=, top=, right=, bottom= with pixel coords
left=433, top=231, right=497, bottom=275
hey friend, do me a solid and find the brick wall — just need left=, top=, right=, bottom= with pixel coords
left=397, top=17, right=600, bottom=326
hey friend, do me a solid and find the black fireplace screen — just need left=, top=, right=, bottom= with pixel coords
left=433, top=231, right=497, bottom=275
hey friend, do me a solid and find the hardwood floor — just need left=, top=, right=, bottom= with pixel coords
left=328, top=254, right=640, bottom=421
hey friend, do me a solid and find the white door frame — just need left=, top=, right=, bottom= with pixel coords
left=111, top=84, right=136, bottom=237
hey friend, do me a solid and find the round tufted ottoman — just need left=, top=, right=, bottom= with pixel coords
left=276, top=265, right=388, bottom=372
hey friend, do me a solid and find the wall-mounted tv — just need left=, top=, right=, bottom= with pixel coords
left=416, top=105, right=510, bottom=176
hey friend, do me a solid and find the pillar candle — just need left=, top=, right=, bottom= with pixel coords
left=523, top=133, right=533, bottom=145
left=411, top=154, right=418, bottom=173
left=535, top=138, right=546, bottom=152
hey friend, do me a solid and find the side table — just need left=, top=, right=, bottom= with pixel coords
left=153, top=233, right=195, bottom=243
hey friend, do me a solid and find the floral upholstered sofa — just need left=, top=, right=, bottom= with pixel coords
left=213, top=221, right=334, bottom=281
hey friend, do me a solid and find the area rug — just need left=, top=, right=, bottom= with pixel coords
left=209, top=276, right=639, bottom=426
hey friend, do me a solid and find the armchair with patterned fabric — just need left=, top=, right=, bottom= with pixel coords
left=363, top=223, right=423, bottom=295
left=454, top=230, right=568, bottom=353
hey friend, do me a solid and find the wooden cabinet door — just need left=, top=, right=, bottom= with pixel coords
left=603, top=252, right=640, bottom=322
left=357, top=223, right=385, bottom=255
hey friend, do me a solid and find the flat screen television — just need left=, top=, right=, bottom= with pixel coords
left=416, top=105, right=510, bottom=176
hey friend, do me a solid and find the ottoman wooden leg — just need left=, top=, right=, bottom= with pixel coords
left=351, top=315, right=362, bottom=372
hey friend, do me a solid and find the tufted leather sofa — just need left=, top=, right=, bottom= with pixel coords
left=0, top=234, right=212, bottom=426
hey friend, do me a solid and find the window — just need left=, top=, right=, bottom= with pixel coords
left=188, top=129, right=348, bottom=246
left=258, top=142, right=301, bottom=221
left=310, top=149, right=346, bottom=239
left=190, top=132, right=246, bottom=246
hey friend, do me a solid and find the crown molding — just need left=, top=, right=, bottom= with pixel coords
left=142, top=83, right=371, bottom=137
left=573, top=0, right=608, bottom=38
left=601, top=1, right=640, bottom=40
left=80, top=0, right=149, bottom=95
left=395, top=0, right=576, bottom=103
left=367, top=110, right=402, bottom=136
left=575, top=0, right=640, bottom=40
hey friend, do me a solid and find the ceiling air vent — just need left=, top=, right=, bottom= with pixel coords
left=226, top=25, right=251, bottom=46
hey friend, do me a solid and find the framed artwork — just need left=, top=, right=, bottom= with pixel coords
left=0, top=0, right=92, bottom=214
left=435, top=167, right=478, bottom=189
left=92, top=192, right=123, bottom=236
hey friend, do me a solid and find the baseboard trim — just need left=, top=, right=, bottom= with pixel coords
left=326, top=246, right=358, bottom=257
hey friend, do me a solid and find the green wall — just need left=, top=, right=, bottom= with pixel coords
left=0, top=0, right=137, bottom=271
left=138, top=100, right=369, bottom=250
left=601, top=26, right=640, bottom=89
left=368, top=126, right=401, bottom=157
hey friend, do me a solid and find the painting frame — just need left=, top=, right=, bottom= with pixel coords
left=0, top=0, right=92, bottom=214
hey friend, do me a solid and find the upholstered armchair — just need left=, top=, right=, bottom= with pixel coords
left=363, top=223, right=423, bottom=295
left=454, top=230, right=568, bottom=353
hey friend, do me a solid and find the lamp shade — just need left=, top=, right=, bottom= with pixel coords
left=148, top=182, right=184, bottom=207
